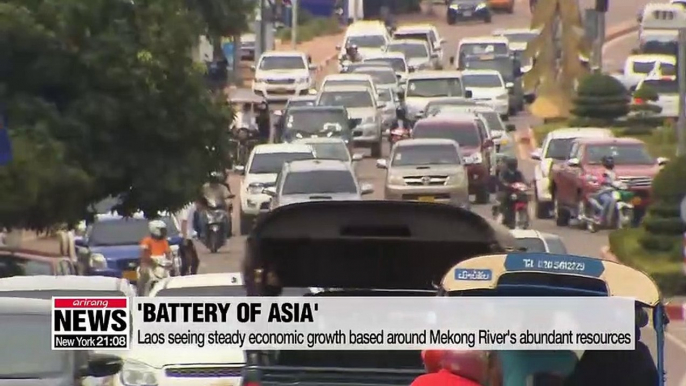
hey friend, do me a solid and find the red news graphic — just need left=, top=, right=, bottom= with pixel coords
left=51, top=297, right=130, bottom=350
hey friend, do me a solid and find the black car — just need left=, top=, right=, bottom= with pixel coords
left=447, top=0, right=491, bottom=24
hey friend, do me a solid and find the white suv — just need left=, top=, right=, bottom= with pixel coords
left=237, top=143, right=315, bottom=235
left=530, top=128, right=613, bottom=219
left=251, top=51, right=316, bottom=102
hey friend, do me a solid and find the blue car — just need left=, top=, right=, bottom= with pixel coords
left=73, top=214, right=182, bottom=283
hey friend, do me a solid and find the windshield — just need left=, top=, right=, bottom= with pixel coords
left=346, top=35, right=386, bottom=49
left=544, top=138, right=575, bottom=160
left=323, top=79, right=370, bottom=90
left=503, top=32, right=537, bottom=43
left=463, top=58, right=514, bottom=80
left=392, top=144, right=460, bottom=166
left=0, top=256, right=53, bottom=278
left=632, top=61, right=675, bottom=75
left=515, top=237, right=547, bottom=252
left=282, top=170, right=357, bottom=195
left=155, top=286, right=246, bottom=297
left=479, top=111, right=505, bottom=132
left=354, top=69, right=396, bottom=84
left=318, top=91, right=374, bottom=108
left=413, top=124, right=480, bottom=147
left=0, top=314, right=70, bottom=377
left=641, top=78, right=678, bottom=93
left=0, top=290, right=127, bottom=299
left=259, top=56, right=305, bottom=70
left=287, top=100, right=314, bottom=108
left=406, top=78, right=463, bottom=98
left=284, top=110, right=348, bottom=134
left=249, top=152, right=314, bottom=174
left=459, top=43, right=509, bottom=56
left=365, top=58, right=407, bottom=72
left=387, top=43, right=428, bottom=59
left=463, top=74, right=503, bottom=88
left=308, top=143, right=350, bottom=161
left=641, top=41, right=677, bottom=56
left=394, top=32, right=430, bottom=45
left=586, top=144, right=655, bottom=165
left=88, top=217, right=179, bottom=246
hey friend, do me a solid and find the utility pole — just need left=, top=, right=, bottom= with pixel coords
left=291, top=0, right=298, bottom=50
left=678, top=29, right=686, bottom=156
left=594, top=0, right=607, bottom=72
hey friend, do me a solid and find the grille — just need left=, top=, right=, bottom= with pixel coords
left=164, top=366, right=243, bottom=378
left=403, top=175, right=448, bottom=186
left=266, top=79, right=295, bottom=85
left=618, top=176, right=653, bottom=188
left=402, top=193, right=450, bottom=200
left=116, top=258, right=139, bottom=271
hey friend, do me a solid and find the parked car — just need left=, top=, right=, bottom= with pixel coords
left=411, top=114, right=494, bottom=203
left=377, top=138, right=470, bottom=208
left=530, top=127, right=614, bottom=219
left=549, top=137, right=668, bottom=227
left=0, top=247, right=76, bottom=278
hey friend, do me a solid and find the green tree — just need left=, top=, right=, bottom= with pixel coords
left=571, top=73, right=630, bottom=123
left=185, top=0, right=254, bottom=59
left=0, top=0, right=234, bottom=230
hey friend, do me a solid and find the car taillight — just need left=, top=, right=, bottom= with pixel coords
left=633, top=97, right=645, bottom=104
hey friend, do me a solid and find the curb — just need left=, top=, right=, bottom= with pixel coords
left=601, top=246, right=686, bottom=321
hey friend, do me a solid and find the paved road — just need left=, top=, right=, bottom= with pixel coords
left=603, top=31, right=639, bottom=73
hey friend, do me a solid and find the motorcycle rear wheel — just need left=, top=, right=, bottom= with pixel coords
left=208, top=231, right=221, bottom=253
left=515, top=208, right=530, bottom=229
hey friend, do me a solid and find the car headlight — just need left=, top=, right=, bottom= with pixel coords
left=298, top=77, right=310, bottom=83
left=466, top=153, right=483, bottom=164
left=388, top=175, right=405, bottom=185
left=89, top=253, right=107, bottom=269
left=496, top=93, right=508, bottom=100
left=446, top=172, right=465, bottom=185
left=505, top=82, right=514, bottom=88
left=247, top=183, right=265, bottom=195
left=120, top=360, right=158, bottom=386
left=475, top=2, right=487, bottom=10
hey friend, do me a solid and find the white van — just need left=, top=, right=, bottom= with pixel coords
left=640, top=3, right=686, bottom=40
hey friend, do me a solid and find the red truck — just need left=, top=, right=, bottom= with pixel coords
left=549, top=137, right=668, bottom=227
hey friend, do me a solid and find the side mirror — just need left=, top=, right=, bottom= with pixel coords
left=505, top=124, right=516, bottom=132
left=464, top=90, right=473, bottom=98
left=348, top=118, right=358, bottom=129
left=657, top=157, right=669, bottom=166
left=376, top=159, right=388, bottom=169
left=449, top=56, right=455, bottom=65
left=360, top=183, right=374, bottom=195
left=482, top=139, right=494, bottom=148
left=566, top=158, right=580, bottom=167
left=308, top=64, right=317, bottom=71
left=530, top=149, right=542, bottom=161
left=352, top=153, right=364, bottom=162
left=250, top=65, right=256, bottom=71
left=78, top=353, right=122, bottom=378
left=234, top=165, right=246, bottom=175
left=262, top=187, right=277, bottom=197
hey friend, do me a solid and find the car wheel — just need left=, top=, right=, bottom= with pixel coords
left=371, top=141, right=382, bottom=158
left=239, top=212, right=253, bottom=236
left=554, top=196, right=570, bottom=226
left=484, top=15, right=492, bottom=23
left=475, top=187, right=490, bottom=204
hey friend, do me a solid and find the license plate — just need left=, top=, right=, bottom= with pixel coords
left=122, top=270, right=138, bottom=281
left=275, top=87, right=287, bottom=92
left=418, top=196, right=435, bottom=202
left=463, top=11, right=472, bottom=16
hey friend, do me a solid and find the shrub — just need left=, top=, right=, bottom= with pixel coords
left=277, top=16, right=340, bottom=43
left=609, top=228, right=685, bottom=296
left=571, top=73, right=630, bottom=123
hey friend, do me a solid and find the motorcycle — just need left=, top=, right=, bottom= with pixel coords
left=203, top=198, right=231, bottom=253
left=494, top=182, right=530, bottom=229
left=579, top=181, right=635, bottom=233
left=389, top=122, right=410, bottom=144
left=138, top=254, right=175, bottom=295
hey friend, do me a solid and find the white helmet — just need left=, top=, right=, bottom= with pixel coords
left=148, top=220, right=167, bottom=238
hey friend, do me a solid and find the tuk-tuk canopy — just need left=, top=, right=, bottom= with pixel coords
left=441, top=253, right=661, bottom=307
left=227, top=88, right=266, bottom=104
left=243, top=201, right=517, bottom=293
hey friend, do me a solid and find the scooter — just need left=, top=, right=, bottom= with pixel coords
left=203, top=198, right=231, bottom=253
left=138, top=254, right=175, bottom=295
left=579, top=182, right=635, bottom=233
left=494, top=182, right=530, bottom=229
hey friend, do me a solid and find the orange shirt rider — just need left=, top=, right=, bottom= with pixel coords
left=139, top=220, right=171, bottom=269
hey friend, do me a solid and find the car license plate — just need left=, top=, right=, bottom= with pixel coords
left=122, top=270, right=138, bottom=281
left=418, top=196, right=435, bottom=202
left=463, top=11, right=472, bottom=16
left=275, top=87, right=287, bottom=93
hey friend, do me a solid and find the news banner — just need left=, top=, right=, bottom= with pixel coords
left=51, top=297, right=637, bottom=351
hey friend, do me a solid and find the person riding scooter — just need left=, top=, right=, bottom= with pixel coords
left=494, top=157, right=527, bottom=225
left=345, top=43, right=361, bottom=63
left=255, top=101, right=271, bottom=143
left=589, top=156, right=619, bottom=225
left=201, top=171, right=233, bottom=238
left=138, top=220, right=173, bottom=295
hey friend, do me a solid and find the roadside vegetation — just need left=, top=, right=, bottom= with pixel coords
left=0, top=0, right=255, bottom=230
left=277, top=10, right=341, bottom=44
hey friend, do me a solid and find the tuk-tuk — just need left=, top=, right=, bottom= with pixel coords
left=440, top=252, right=666, bottom=386
left=241, top=201, right=516, bottom=384
left=227, top=88, right=268, bottom=132
left=227, top=89, right=268, bottom=166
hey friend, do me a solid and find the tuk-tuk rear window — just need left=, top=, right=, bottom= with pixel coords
left=285, top=109, right=349, bottom=134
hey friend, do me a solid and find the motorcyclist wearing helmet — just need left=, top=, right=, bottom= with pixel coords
left=255, top=101, right=271, bottom=142
left=202, top=171, right=234, bottom=237
left=138, top=219, right=173, bottom=295
left=412, top=350, right=488, bottom=386
left=590, top=155, right=619, bottom=224
left=345, top=43, right=360, bottom=63
left=494, top=156, right=527, bottom=223
left=238, top=102, right=255, bottom=130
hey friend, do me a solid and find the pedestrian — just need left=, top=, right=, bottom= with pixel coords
left=177, top=197, right=206, bottom=275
